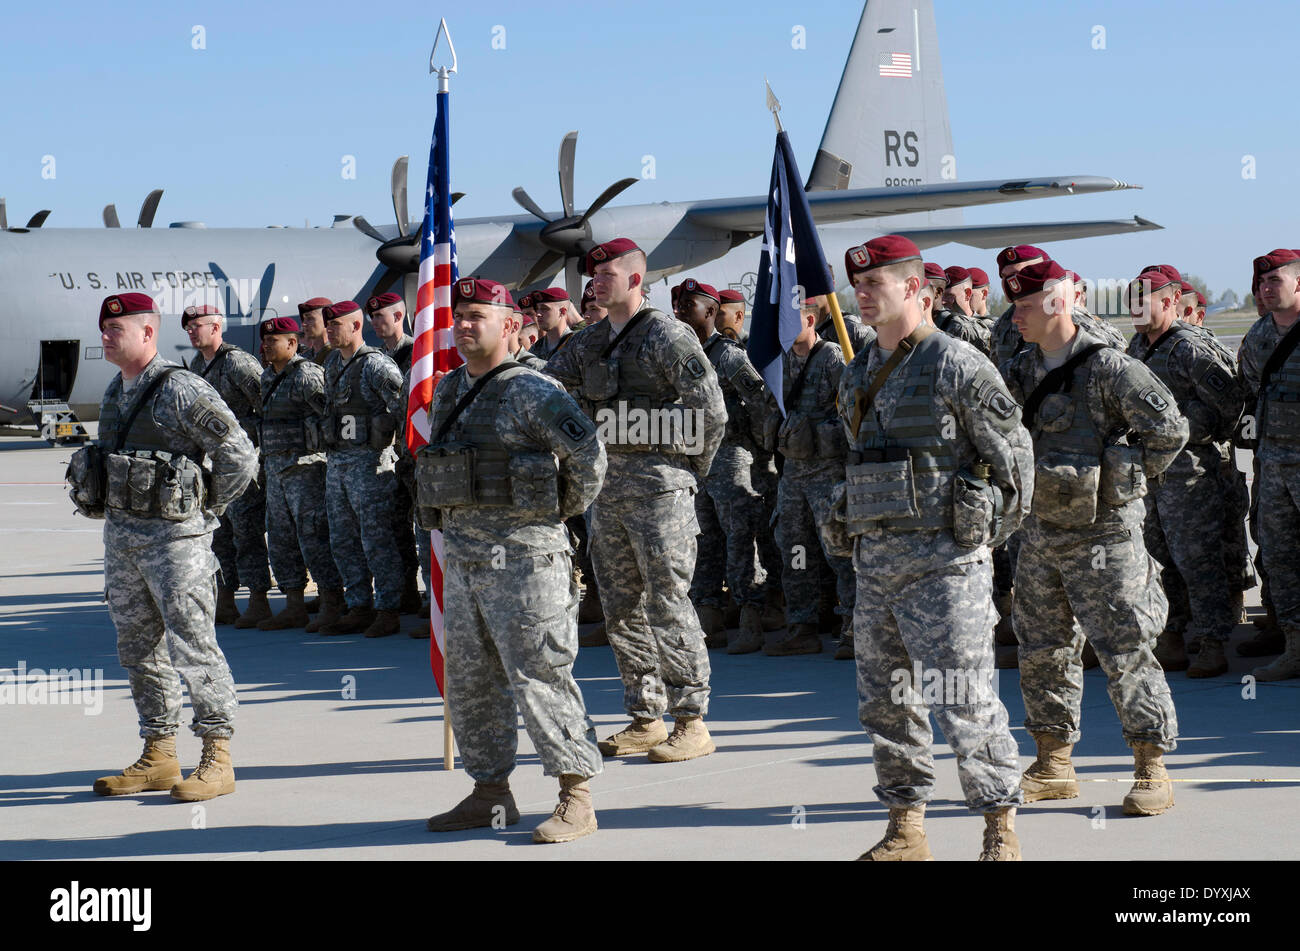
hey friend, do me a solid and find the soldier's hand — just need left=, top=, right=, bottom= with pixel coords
left=433, top=370, right=447, bottom=387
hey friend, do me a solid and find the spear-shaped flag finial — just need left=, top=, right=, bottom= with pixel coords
left=430, top=17, right=457, bottom=85
left=765, top=78, right=783, bottom=132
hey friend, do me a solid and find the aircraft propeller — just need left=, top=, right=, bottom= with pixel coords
left=102, top=189, right=164, bottom=228
left=511, top=130, right=637, bottom=302
left=0, top=198, right=52, bottom=231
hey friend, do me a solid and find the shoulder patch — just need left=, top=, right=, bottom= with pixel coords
left=538, top=390, right=596, bottom=452
left=682, top=354, right=708, bottom=380
left=186, top=395, right=233, bottom=438
left=1140, top=388, right=1170, bottom=413
left=729, top=361, right=766, bottom=400
left=1201, top=366, right=1230, bottom=393
left=971, top=370, right=1018, bottom=421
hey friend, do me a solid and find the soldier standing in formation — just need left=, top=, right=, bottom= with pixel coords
left=1000, top=260, right=1186, bottom=817
left=421, top=278, right=607, bottom=843
left=320, top=300, right=406, bottom=637
left=254, top=315, right=343, bottom=632
left=76, top=293, right=257, bottom=801
left=183, top=303, right=271, bottom=629
left=545, top=238, right=725, bottom=762
left=529, top=287, right=578, bottom=360
left=297, top=297, right=334, bottom=365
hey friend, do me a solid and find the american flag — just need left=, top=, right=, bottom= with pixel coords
left=406, top=84, right=460, bottom=696
left=878, top=52, right=913, bottom=78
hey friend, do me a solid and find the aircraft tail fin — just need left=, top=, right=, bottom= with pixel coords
left=807, top=1, right=959, bottom=226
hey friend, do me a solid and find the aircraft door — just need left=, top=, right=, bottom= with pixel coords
left=30, top=340, right=79, bottom=401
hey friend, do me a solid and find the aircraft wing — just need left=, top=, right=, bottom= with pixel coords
left=894, top=215, right=1162, bottom=251
left=682, top=176, right=1142, bottom=233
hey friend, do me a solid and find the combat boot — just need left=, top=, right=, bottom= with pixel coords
left=1240, top=603, right=1284, bottom=656
left=597, top=717, right=668, bottom=756
left=1122, top=742, right=1175, bottom=816
left=728, top=606, right=765, bottom=654
left=978, top=807, right=1021, bottom=861
left=1154, top=628, right=1189, bottom=672
left=305, top=595, right=321, bottom=614
left=647, top=716, right=715, bottom=762
left=215, top=586, right=239, bottom=625
left=319, top=603, right=376, bottom=636
left=833, top=616, right=855, bottom=660
left=1187, top=638, right=1228, bottom=678
left=532, top=774, right=597, bottom=843
left=722, top=596, right=741, bottom=630
left=578, top=622, right=608, bottom=648
left=1252, top=630, right=1300, bottom=681
left=363, top=609, right=401, bottom=638
left=418, top=600, right=431, bottom=619
left=233, top=589, right=272, bottom=629
left=856, top=805, right=933, bottom=861
left=426, top=781, right=519, bottom=832
left=1021, top=733, right=1078, bottom=802
left=258, top=588, right=309, bottom=630
left=696, top=603, right=726, bottom=648
left=93, top=735, right=182, bottom=796
left=170, top=736, right=235, bottom=802
left=764, top=623, right=822, bottom=656
left=399, top=572, right=423, bottom=615
left=760, top=588, right=786, bottom=631
left=304, top=588, right=345, bottom=634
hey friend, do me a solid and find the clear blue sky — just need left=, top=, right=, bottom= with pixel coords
left=0, top=0, right=1288, bottom=300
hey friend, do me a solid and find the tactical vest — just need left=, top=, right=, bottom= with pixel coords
left=845, top=335, right=955, bottom=532
left=260, top=360, right=318, bottom=456
left=705, top=336, right=753, bottom=448
left=1141, top=326, right=1194, bottom=401
left=1260, top=334, right=1300, bottom=445
left=583, top=310, right=688, bottom=454
left=327, top=347, right=385, bottom=448
left=416, top=365, right=559, bottom=518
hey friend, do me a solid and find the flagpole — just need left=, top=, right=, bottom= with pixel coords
left=765, top=80, right=855, bottom=364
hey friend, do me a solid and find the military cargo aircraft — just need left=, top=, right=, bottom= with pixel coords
left=0, top=0, right=1158, bottom=438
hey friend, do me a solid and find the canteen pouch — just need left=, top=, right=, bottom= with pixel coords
left=416, top=442, right=476, bottom=509
left=844, top=451, right=920, bottom=531
left=1264, top=397, right=1300, bottom=444
left=1099, top=444, right=1147, bottom=506
left=367, top=414, right=397, bottom=450
left=66, top=445, right=106, bottom=519
left=776, top=415, right=815, bottom=460
left=1032, top=451, right=1100, bottom=528
left=104, top=451, right=204, bottom=521
left=814, top=419, right=848, bottom=460
left=156, top=455, right=206, bottom=521
left=952, top=467, right=1002, bottom=550
left=585, top=358, right=620, bottom=402
left=508, top=452, right=560, bottom=516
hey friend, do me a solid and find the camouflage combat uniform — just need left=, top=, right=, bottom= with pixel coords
left=772, top=340, right=856, bottom=627
left=259, top=354, right=340, bottom=593
left=689, top=333, right=777, bottom=611
left=546, top=303, right=725, bottom=720
left=838, top=329, right=1032, bottom=812
left=96, top=355, right=258, bottom=738
left=993, top=305, right=1124, bottom=373
left=511, top=342, right=549, bottom=371
left=531, top=330, right=575, bottom=362
left=384, top=336, right=420, bottom=597
left=419, top=362, right=606, bottom=782
left=1128, top=326, right=1243, bottom=647
left=1003, top=327, right=1186, bottom=749
left=322, top=346, right=405, bottom=611
left=933, top=307, right=992, bottom=356
left=191, top=343, right=268, bottom=592
left=817, top=312, right=875, bottom=356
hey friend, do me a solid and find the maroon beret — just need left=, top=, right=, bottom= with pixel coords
left=532, top=287, right=569, bottom=303
left=998, top=245, right=1048, bottom=267
left=679, top=278, right=720, bottom=304
left=1133, top=269, right=1178, bottom=294
left=719, top=289, right=745, bottom=304
left=181, top=303, right=221, bottom=326
left=1003, top=260, right=1069, bottom=301
left=1141, top=264, right=1182, bottom=283
left=1254, top=249, right=1300, bottom=278
left=323, top=300, right=362, bottom=321
left=844, top=234, right=923, bottom=278
left=968, top=267, right=990, bottom=289
left=520, top=311, right=537, bottom=326
left=584, top=237, right=642, bottom=275
left=517, top=292, right=535, bottom=310
left=670, top=282, right=683, bottom=304
left=99, top=292, right=158, bottom=329
left=581, top=281, right=597, bottom=304
left=297, top=297, right=332, bottom=315
left=1196, top=292, right=1207, bottom=307
left=1178, top=281, right=1195, bottom=296
left=260, top=315, right=301, bottom=335
left=452, top=277, right=514, bottom=309
left=923, top=262, right=948, bottom=286
left=943, top=265, right=972, bottom=286
left=365, top=292, right=403, bottom=314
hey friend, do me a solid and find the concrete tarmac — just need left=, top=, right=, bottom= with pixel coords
left=1, top=438, right=1297, bottom=861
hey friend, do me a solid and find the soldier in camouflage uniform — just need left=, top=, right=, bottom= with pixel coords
left=674, top=279, right=777, bottom=653
left=924, top=263, right=992, bottom=355
left=320, top=300, right=407, bottom=638
left=1000, top=261, right=1186, bottom=818
left=183, top=304, right=270, bottom=628
left=937, top=265, right=993, bottom=356
left=420, top=279, right=606, bottom=843
left=545, top=238, right=725, bottom=762
left=764, top=298, right=857, bottom=657
left=969, top=267, right=992, bottom=319
left=837, top=236, right=1031, bottom=861
left=1238, top=249, right=1300, bottom=680
left=718, top=288, right=748, bottom=345
left=254, top=316, right=342, bottom=631
left=1125, top=269, right=1243, bottom=678
left=530, top=287, right=578, bottom=361
left=74, top=293, right=257, bottom=802
left=297, top=297, right=334, bottom=366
